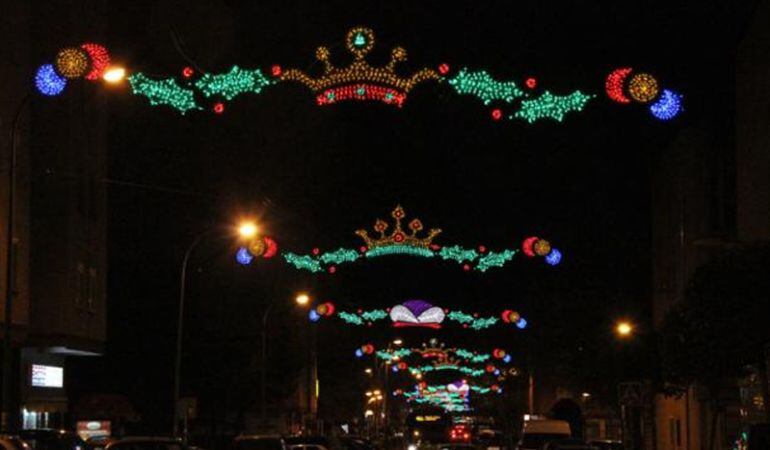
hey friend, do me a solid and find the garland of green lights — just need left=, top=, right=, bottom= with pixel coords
left=336, top=308, right=502, bottom=329
left=377, top=347, right=504, bottom=363
left=128, top=66, right=274, bottom=114
left=447, top=68, right=525, bottom=105
left=283, top=246, right=520, bottom=273
left=411, top=365, right=486, bottom=377
left=513, top=90, right=595, bottom=123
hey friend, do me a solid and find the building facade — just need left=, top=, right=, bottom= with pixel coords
left=650, top=1, right=770, bottom=449
left=1, top=2, right=108, bottom=429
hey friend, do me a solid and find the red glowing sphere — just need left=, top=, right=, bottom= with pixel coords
left=182, top=66, right=194, bottom=78
left=312, top=248, right=320, bottom=255
left=213, top=102, right=225, bottom=114
left=438, top=63, right=450, bottom=75
left=328, top=266, right=337, bottom=274
left=491, top=109, right=502, bottom=121
left=271, top=65, right=282, bottom=77
left=525, top=77, right=537, bottom=89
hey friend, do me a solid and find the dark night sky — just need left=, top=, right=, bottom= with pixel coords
left=62, top=0, right=742, bottom=429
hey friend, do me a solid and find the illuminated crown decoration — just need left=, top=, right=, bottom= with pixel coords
left=282, top=27, right=439, bottom=107
left=355, top=205, right=442, bottom=251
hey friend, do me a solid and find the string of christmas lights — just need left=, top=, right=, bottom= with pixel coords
left=330, top=305, right=525, bottom=330
left=36, top=27, right=683, bottom=123
left=513, top=90, right=594, bottom=123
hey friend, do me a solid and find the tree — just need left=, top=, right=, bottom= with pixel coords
left=659, top=243, right=770, bottom=450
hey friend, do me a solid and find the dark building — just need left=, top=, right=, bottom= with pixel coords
left=1, top=2, right=108, bottom=428
left=650, top=1, right=770, bottom=449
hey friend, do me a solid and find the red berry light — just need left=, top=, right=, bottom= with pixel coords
left=182, top=66, right=195, bottom=78
left=213, top=102, right=225, bottom=114
left=491, top=109, right=502, bottom=121
left=438, top=63, right=450, bottom=75
left=271, top=65, right=282, bottom=77
left=526, top=77, right=537, bottom=89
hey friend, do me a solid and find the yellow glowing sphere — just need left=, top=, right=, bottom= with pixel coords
left=533, top=239, right=552, bottom=256
left=247, top=238, right=266, bottom=257
left=295, top=293, right=311, bottom=306
left=616, top=322, right=633, bottom=337
left=55, top=47, right=90, bottom=79
left=628, top=73, right=659, bottom=103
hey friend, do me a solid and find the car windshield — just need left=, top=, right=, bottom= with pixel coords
left=521, top=434, right=570, bottom=449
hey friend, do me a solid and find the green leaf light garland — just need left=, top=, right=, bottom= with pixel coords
left=128, top=73, right=200, bottom=114
left=513, top=90, right=594, bottom=123
left=448, top=68, right=525, bottom=105
left=476, top=249, right=517, bottom=272
left=439, top=245, right=479, bottom=263
left=283, top=252, right=323, bottom=273
left=194, top=66, right=273, bottom=100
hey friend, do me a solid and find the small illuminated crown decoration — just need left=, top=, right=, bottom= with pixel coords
left=282, top=27, right=439, bottom=107
left=356, top=206, right=442, bottom=249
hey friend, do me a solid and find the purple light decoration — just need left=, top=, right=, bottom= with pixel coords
left=402, top=299, right=434, bottom=317
left=516, top=318, right=528, bottom=329
left=392, top=366, right=399, bottom=373
left=308, top=309, right=321, bottom=322
left=355, top=348, right=364, bottom=358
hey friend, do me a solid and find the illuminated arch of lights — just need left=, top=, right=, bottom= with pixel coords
left=276, top=206, right=561, bottom=274
left=36, top=28, right=682, bottom=122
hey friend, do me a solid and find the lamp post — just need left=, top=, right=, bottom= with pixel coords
left=260, top=293, right=311, bottom=422
left=172, top=221, right=258, bottom=438
left=2, top=92, right=30, bottom=431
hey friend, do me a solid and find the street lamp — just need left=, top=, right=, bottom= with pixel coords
left=172, top=221, right=260, bottom=438
left=295, top=293, right=311, bottom=306
left=261, top=291, right=311, bottom=422
left=616, top=321, right=634, bottom=338
left=102, top=66, right=126, bottom=83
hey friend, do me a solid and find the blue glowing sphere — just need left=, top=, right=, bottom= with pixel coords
left=650, top=89, right=683, bottom=121
left=35, top=64, right=67, bottom=96
left=494, top=369, right=501, bottom=376
left=503, top=354, right=512, bottom=364
left=545, top=248, right=562, bottom=266
left=236, top=247, right=254, bottom=265
left=392, top=366, right=399, bottom=373
left=308, top=309, right=321, bottom=322
left=355, top=349, right=364, bottom=358
left=516, top=318, right=528, bottom=329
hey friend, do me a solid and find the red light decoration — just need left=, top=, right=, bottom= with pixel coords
left=312, top=248, right=320, bottom=255
left=501, top=309, right=521, bottom=324
left=271, top=65, right=282, bottom=77
left=397, top=362, right=408, bottom=370
left=316, top=302, right=336, bottom=317
left=463, top=264, right=471, bottom=272
left=605, top=67, right=633, bottom=104
left=362, top=344, right=375, bottom=355
left=438, top=63, right=450, bottom=75
left=478, top=245, right=487, bottom=253
left=213, top=102, right=225, bottom=114
left=486, top=364, right=496, bottom=373
left=525, top=77, right=537, bottom=89
left=492, top=349, right=506, bottom=359
left=262, top=237, right=278, bottom=258
left=182, top=66, right=195, bottom=78
left=316, top=84, right=407, bottom=108
left=328, top=266, right=337, bottom=274
left=491, top=108, right=502, bottom=121
left=522, top=236, right=538, bottom=257
left=80, top=43, right=110, bottom=81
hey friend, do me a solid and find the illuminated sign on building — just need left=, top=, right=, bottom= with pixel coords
left=30, top=364, right=64, bottom=388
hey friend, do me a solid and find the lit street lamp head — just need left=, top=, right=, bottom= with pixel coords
left=238, top=222, right=259, bottom=239
left=295, top=293, right=311, bottom=306
left=103, top=66, right=126, bottom=83
left=616, top=321, right=634, bottom=337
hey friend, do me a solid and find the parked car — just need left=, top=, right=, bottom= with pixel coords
left=103, top=437, right=184, bottom=450
left=516, top=420, right=570, bottom=450
left=234, top=436, right=287, bottom=450
left=283, top=437, right=330, bottom=450
left=587, top=440, right=623, bottom=450
left=0, top=436, right=31, bottom=450
left=19, top=430, right=85, bottom=450
left=542, top=439, right=595, bottom=450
